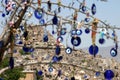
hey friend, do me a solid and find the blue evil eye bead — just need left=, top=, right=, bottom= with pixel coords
left=29, top=48, right=34, bottom=53
left=71, top=37, right=81, bottom=46
left=104, top=70, right=114, bottom=79
left=110, top=48, right=117, bottom=57
left=71, top=77, right=75, bottom=80
left=52, top=56, right=59, bottom=62
left=34, top=10, right=43, bottom=19
left=39, top=19, right=45, bottom=25
left=22, top=46, right=29, bottom=52
left=91, top=3, right=96, bottom=15
left=95, top=72, right=100, bottom=77
left=65, top=47, right=72, bottom=54
left=55, top=45, right=61, bottom=55
left=71, top=30, right=76, bottom=36
left=38, top=70, right=43, bottom=76
left=85, top=18, right=90, bottom=22
left=52, top=15, right=58, bottom=25
left=43, top=35, right=48, bottom=42
left=2, top=13, right=5, bottom=17
left=12, top=3, right=16, bottom=9
left=89, top=45, right=99, bottom=56
left=85, top=28, right=90, bottom=34
left=9, top=57, right=14, bottom=69
left=76, top=29, right=82, bottom=36
left=0, top=40, right=4, bottom=48
left=48, top=67, right=53, bottom=72
left=82, top=6, right=86, bottom=12
left=60, top=28, right=66, bottom=35
left=57, top=36, right=63, bottom=42
left=99, top=38, right=105, bottom=44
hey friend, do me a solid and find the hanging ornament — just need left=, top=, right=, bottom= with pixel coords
left=57, top=36, right=63, bottom=43
left=89, top=45, right=99, bottom=57
left=91, top=18, right=99, bottom=45
left=84, top=17, right=90, bottom=22
left=95, top=72, right=100, bottom=77
left=9, top=57, right=14, bottom=69
left=81, top=0, right=86, bottom=12
left=104, top=70, right=114, bottom=80
left=71, top=37, right=81, bottom=46
left=55, top=45, right=61, bottom=55
left=85, top=28, right=90, bottom=34
left=38, top=70, right=43, bottom=76
left=58, top=0, right=61, bottom=13
left=34, top=9, right=43, bottom=19
left=43, top=34, right=48, bottom=42
left=48, top=67, right=53, bottom=72
left=2, top=13, right=5, bottom=17
left=65, top=47, right=72, bottom=54
left=99, top=38, right=105, bottom=44
left=76, top=29, right=82, bottom=36
left=110, top=48, right=117, bottom=57
left=47, top=0, right=51, bottom=12
left=39, top=19, right=45, bottom=25
left=60, top=28, right=66, bottom=35
left=71, top=30, right=76, bottom=36
left=22, top=46, right=29, bottom=53
left=52, top=55, right=59, bottom=62
left=52, top=14, right=58, bottom=25
left=91, top=3, right=96, bottom=15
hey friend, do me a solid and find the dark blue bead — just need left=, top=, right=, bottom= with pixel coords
left=58, top=56, right=63, bottom=61
left=55, top=46, right=61, bottom=55
left=38, top=70, right=43, bottom=76
left=52, top=15, right=58, bottom=25
left=91, top=3, right=96, bottom=15
left=71, top=37, right=81, bottom=46
left=9, top=57, right=14, bottom=69
left=58, top=70, right=62, bottom=77
left=95, top=72, right=100, bottom=77
left=34, top=10, right=42, bottom=19
left=85, top=18, right=90, bottom=22
left=52, top=30, right=55, bottom=34
left=6, top=11, right=9, bottom=15
left=85, top=28, right=90, bottom=34
left=43, top=35, right=48, bottom=42
left=104, top=70, right=114, bottom=79
left=89, top=45, right=99, bottom=56
left=99, top=38, right=105, bottom=44
left=82, top=6, right=86, bottom=12
left=52, top=56, right=59, bottom=62
left=2, top=13, right=5, bottom=17
left=22, top=46, right=29, bottom=53
left=20, top=26, right=24, bottom=31
left=110, top=48, right=117, bottom=57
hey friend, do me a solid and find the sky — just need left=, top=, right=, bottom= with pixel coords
left=0, top=0, right=120, bottom=48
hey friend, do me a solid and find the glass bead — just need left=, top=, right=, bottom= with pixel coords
left=38, top=70, right=43, bottom=76
left=71, top=37, right=81, bottom=46
left=91, top=3, right=96, bottom=15
left=110, top=48, right=117, bottom=57
left=99, top=38, right=105, bottom=44
left=89, top=45, right=99, bottom=56
left=104, top=70, right=114, bottom=79
left=85, top=28, right=90, bottom=34
left=65, top=47, right=72, bottom=54
left=34, top=10, right=43, bottom=19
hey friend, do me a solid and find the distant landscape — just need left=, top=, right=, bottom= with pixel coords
left=82, top=46, right=120, bottom=63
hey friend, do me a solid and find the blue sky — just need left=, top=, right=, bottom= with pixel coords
left=0, top=0, right=120, bottom=48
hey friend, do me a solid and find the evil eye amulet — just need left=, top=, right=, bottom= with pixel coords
left=110, top=48, right=117, bottom=57
left=65, top=47, right=72, bottom=54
